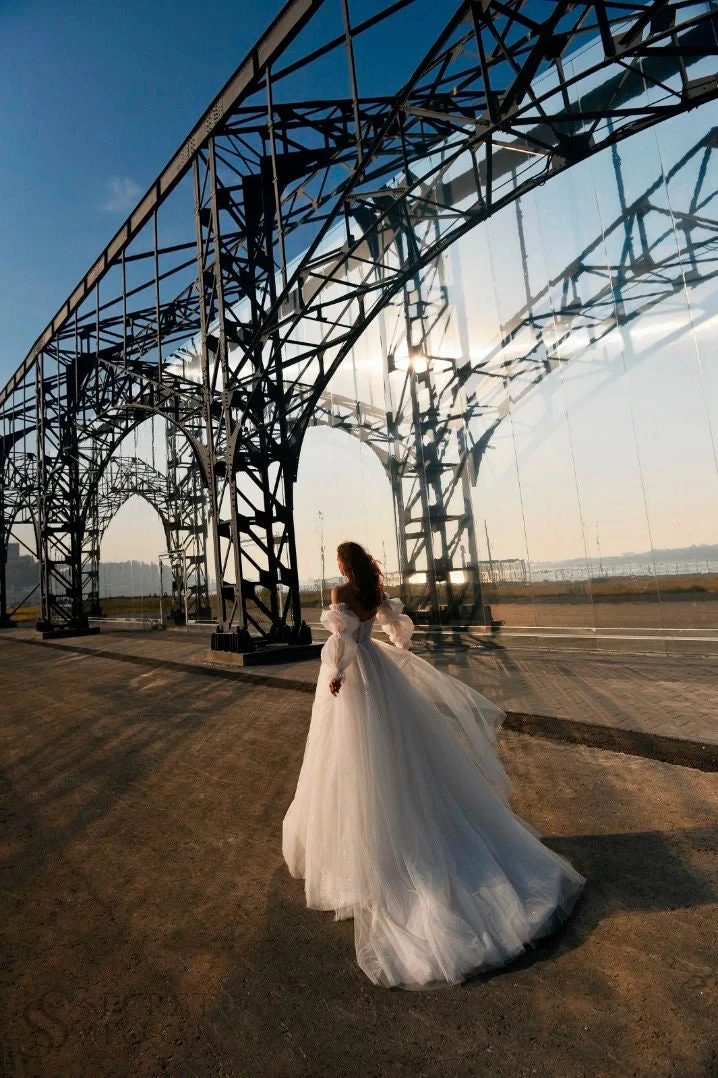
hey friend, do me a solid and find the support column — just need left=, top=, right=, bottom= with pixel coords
left=194, top=138, right=311, bottom=653
left=35, top=350, right=92, bottom=634
left=0, top=473, right=14, bottom=628
left=85, top=484, right=102, bottom=618
left=193, top=145, right=253, bottom=648
left=166, top=418, right=212, bottom=622
left=382, top=211, right=490, bottom=625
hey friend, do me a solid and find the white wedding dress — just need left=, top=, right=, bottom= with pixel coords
left=282, top=598, right=585, bottom=990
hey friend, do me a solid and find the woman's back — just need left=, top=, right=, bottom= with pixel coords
left=331, top=581, right=382, bottom=623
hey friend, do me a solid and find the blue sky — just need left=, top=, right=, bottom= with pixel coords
left=0, top=0, right=444, bottom=380
left=0, top=0, right=277, bottom=379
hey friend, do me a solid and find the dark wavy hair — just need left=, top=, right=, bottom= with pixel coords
left=337, top=541, right=385, bottom=610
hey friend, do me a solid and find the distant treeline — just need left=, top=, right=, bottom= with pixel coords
left=99, top=561, right=169, bottom=597
left=6, top=543, right=718, bottom=602
left=533, top=543, right=718, bottom=571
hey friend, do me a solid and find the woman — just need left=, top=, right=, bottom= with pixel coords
left=282, top=540, right=585, bottom=990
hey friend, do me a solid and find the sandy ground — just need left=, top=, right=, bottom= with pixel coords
left=1, top=643, right=716, bottom=1077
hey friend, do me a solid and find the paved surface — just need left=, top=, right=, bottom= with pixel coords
left=3, top=621, right=717, bottom=746
left=0, top=642, right=716, bottom=1077
left=434, top=646, right=718, bottom=746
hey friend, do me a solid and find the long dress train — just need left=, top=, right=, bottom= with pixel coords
left=282, top=598, right=585, bottom=990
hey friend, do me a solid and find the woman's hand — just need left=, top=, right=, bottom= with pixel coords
left=329, top=677, right=342, bottom=696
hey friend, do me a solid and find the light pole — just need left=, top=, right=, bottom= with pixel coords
left=318, top=510, right=326, bottom=608
left=484, top=519, right=495, bottom=586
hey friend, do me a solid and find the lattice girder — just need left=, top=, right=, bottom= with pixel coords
left=0, top=0, right=716, bottom=636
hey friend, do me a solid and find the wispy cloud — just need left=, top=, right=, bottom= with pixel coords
left=99, top=175, right=143, bottom=214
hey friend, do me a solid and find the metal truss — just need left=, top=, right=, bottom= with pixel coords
left=164, top=424, right=212, bottom=620
left=89, top=457, right=168, bottom=611
left=310, top=124, right=718, bottom=618
left=1, top=0, right=717, bottom=644
left=87, top=455, right=210, bottom=621
left=0, top=446, right=211, bottom=622
left=0, top=435, right=38, bottom=624
left=458, top=122, right=718, bottom=470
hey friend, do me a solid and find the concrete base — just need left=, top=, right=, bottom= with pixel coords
left=34, top=626, right=102, bottom=641
left=204, top=642, right=323, bottom=667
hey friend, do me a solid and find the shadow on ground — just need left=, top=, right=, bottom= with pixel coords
left=0, top=644, right=716, bottom=1077
left=182, top=818, right=718, bottom=1076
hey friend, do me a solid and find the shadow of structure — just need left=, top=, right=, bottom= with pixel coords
left=186, top=821, right=718, bottom=1075
left=2, top=635, right=716, bottom=1076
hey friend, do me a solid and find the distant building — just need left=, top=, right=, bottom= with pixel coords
left=5, top=541, right=38, bottom=598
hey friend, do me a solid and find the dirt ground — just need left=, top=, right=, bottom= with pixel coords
left=1, top=641, right=716, bottom=1077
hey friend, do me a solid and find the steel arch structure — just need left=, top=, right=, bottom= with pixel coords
left=311, top=123, right=718, bottom=614
left=90, top=456, right=211, bottom=622
left=0, top=451, right=211, bottom=624
left=1, top=0, right=717, bottom=647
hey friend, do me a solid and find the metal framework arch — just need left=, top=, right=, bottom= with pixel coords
left=89, top=457, right=175, bottom=620
left=94, top=456, right=171, bottom=534
left=87, top=445, right=211, bottom=622
left=307, top=122, right=718, bottom=614
left=0, top=0, right=717, bottom=645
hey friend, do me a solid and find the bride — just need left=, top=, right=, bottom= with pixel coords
left=282, top=540, right=585, bottom=990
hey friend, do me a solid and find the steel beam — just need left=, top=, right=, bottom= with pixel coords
left=1, top=0, right=716, bottom=642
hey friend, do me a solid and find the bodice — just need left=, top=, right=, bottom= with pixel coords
left=319, top=598, right=414, bottom=682
left=329, top=603, right=376, bottom=644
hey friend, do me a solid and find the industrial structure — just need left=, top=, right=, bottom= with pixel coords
left=1, top=0, right=717, bottom=653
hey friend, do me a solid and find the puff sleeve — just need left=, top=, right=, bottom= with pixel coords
left=319, top=605, right=359, bottom=682
left=376, top=597, right=414, bottom=649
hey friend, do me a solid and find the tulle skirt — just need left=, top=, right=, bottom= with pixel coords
left=282, top=638, right=585, bottom=990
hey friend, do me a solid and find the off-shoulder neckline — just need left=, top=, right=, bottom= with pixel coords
left=329, top=601, right=378, bottom=624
